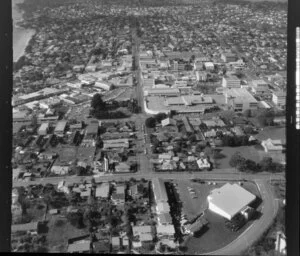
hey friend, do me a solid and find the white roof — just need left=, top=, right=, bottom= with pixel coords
left=156, top=225, right=175, bottom=235
left=95, top=183, right=109, bottom=198
left=208, top=183, right=256, bottom=219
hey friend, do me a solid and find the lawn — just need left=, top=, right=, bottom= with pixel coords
left=185, top=210, right=255, bottom=254
left=254, top=127, right=286, bottom=144
left=46, top=213, right=89, bottom=252
left=215, top=146, right=262, bottom=169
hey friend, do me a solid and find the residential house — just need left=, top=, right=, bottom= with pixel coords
left=261, top=139, right=283, bottom=153
left=111, top=185, right=125, bottom=205
left=196, top=158, right=211, bottom=170
left=157, top=213, right=173, bottom=226
left=156, top=225, right=175, bottom=240
left=95, top=183, right=110, bottom=200
left=67, top=241, right=91, bottom=253
left=111, top=237, right=120, bottom=251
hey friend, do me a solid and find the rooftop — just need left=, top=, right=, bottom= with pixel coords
left=207, top=183, right=256, bottom=220
left=225, top=88, right=258, bottom=103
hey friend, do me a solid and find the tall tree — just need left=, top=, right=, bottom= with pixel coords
left=91, top=93, right=106, bottom=110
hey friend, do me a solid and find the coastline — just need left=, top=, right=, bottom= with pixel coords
left=13, top=0, right=36, bottom=63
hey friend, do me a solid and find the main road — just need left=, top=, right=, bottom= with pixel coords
left=13, top=170, right=284, bottom=187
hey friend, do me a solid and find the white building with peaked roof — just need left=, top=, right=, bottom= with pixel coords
left=207, top=183, right=256, bottom=220
left=261, top=138, right=283, bottom=152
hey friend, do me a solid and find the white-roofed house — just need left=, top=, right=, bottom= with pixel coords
left=261, top=138, right=283, bottom=153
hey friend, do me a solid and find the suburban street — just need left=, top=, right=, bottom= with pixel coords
left=13, top=170, right=284, bottom=187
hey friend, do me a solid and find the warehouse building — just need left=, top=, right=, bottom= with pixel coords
left=207, top=183, right=256, bottom=220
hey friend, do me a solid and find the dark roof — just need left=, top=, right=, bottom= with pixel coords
left=93, top=240, right=110, bottom=253
left=86, top=122, right=99, bottom=135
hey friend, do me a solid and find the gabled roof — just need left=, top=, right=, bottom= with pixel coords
left=208, top=183, right=256, bottom=220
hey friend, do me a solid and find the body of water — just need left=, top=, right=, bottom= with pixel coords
left=13, top=0, right=36, bottom=62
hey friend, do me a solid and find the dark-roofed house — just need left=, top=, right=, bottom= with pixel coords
left=129, top=183, right=145, bottom=199
left=93, top=239, right=110, bottom=253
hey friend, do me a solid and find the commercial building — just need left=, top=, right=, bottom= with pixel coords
left=222, top=75, right=241, bottom=88
left=37, top=122, right=49, bottom=135
left=54, top=120, right=67, bottom=136
left=272, top=91, right=286, bottom=109
left=224, top=88, right=258, bottom=112
left=15, top=88, right=67, bottom=105
left=145, top=88, right=180, bottom=97
left=251, top=80, right=269, bottom=96
left=221, top=52, right=237, bottom=63
left=207, top=183, right=256, bottom=220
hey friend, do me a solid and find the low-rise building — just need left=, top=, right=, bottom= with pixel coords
left=261, top=138, right=283, bottom=152
left=221, top=52, right=237, bottom=63
left=38, top=122, right=49, bottom=135
left=156, top=225, right=175, bottom=240
left=272, top=91, right=286, bottom=109
left=111, top=185, right=125, bottom=205
left=222, top=75, right=241, bottom=88
left=207, top=183, right=256, bottom=220
left=95, top=183, right=110, bottom=199
left=54, top=120, right=67, bottom=136
left=224, top=88, right=258, bottom=112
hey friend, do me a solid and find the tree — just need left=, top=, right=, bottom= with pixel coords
left=229, top=152, right=246, bottom=168
left=91, top=93, right=106, bottom=110
left=259, top=157, right=273, bottom=172
left=154, top=113, right=167, bottom=123
left=145, top=117, right=156, bottom=128
left=243, top=109, right=252, bottom=118
left=67, top=212, right=85, bottom=229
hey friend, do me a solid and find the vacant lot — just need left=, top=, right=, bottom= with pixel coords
left=46, top=214, right=89, bottom=253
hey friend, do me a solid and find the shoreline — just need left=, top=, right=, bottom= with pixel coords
left=13, top=0, right=36, bottom=63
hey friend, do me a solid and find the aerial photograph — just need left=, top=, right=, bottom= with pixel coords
left=11, top=0, right=286, bottom=254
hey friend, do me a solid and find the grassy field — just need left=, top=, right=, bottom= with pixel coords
left=46, top=214, right=89, bottom=253
left=254, top=127, right=286, bottom=144
left=215, top=146, right=262, bottom=169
